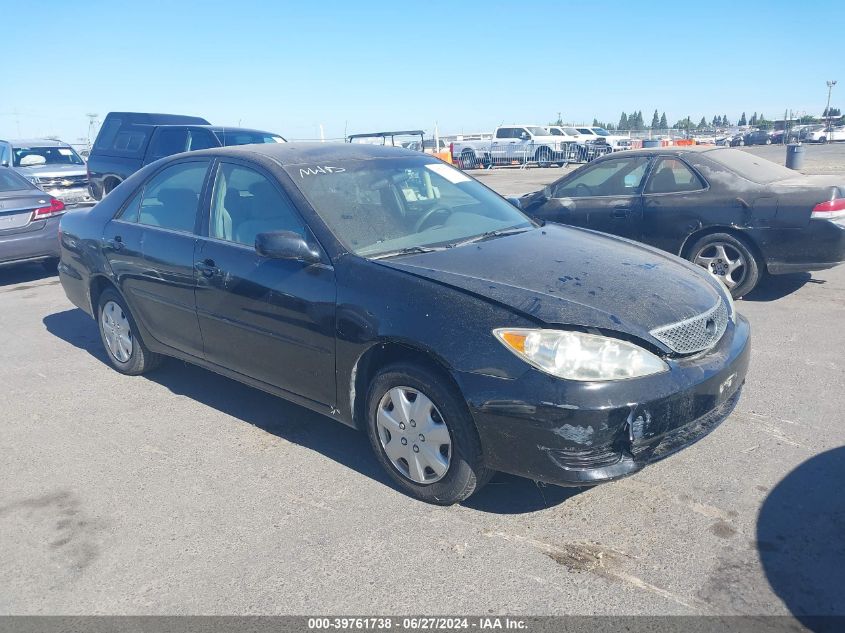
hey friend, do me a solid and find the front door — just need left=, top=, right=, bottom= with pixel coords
left=536, top=154, right=652, bottom=241
left=194, top=160, right=336, bottom=406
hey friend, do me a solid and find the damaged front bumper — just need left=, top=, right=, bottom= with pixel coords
left=455, top=315, right=751, bottom=486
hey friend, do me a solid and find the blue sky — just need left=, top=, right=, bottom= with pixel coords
left=2, top=0, right=840, bottom=143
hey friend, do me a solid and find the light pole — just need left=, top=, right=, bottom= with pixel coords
left=824, top=80, right=837, bottom=143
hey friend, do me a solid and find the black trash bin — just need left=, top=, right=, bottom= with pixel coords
left=642, top=139, right=660, bottom=148
left=786, top=143, right=805, bottom=170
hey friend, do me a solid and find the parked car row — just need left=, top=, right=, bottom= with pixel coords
left=1, top=111, right=286, bottom=271
left=449, top=124, right=622, bottom=169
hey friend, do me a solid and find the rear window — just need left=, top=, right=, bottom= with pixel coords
left=705, top=148, right=796, bottom=184
left=94, top=117, right=149, bottom=157
left=0, top=169, right=31, bottom=191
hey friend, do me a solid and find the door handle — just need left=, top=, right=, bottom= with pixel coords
left=196, top=258, right=220, bottom=277
left=612, top=207, right=631, bottom=218
left=107, top=235, right=124, bottom=251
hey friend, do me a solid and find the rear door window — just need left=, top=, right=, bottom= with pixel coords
left=188, top=128, right=219, bottom=151
left=137, top=160, right=210, bottom=233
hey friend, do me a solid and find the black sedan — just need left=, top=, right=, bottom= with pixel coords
left=0, top=168, right=65, bottom=270
left=742, top=129, right=774, bottom=146
left=521, top=147, right=845, bottom=297
left=58, top=143, right=749, bottom=504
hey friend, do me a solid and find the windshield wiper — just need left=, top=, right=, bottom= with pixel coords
left=370, top=245, right=444, bottom=260
left=448, top=227, right=530, bottom=248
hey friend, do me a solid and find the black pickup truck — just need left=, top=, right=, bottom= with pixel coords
left=87, top=112, right=285, bottom=200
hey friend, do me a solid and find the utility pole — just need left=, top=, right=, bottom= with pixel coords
left=85, top=113, right=99, bottom=151
left=824, top=80, right=837, bottom=143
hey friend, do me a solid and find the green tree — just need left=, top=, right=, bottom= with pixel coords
left=659, top=112, right=668, bottom=129
left=651, top=109, right=660, bottom=129
left=723, top=114, right=730, bottom=126
left=698, top=116, right=707, bottom=130
left=738, top=112, right=747, bottom=126
left=619, top=112, right=629, bottom=130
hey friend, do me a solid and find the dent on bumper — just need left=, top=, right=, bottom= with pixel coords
left=455, top=316, right=751, bottom=486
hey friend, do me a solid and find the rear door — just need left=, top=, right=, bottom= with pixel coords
left=535, top=154, right=652, bottom=240
left=104, top=158, right=211, bottom=357
left=194, top=159, right=337, bottom=405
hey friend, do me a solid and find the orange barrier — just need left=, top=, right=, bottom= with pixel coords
left=434, top=151, right=453, bottom=164
left=674, top=139, right=695, bottom=146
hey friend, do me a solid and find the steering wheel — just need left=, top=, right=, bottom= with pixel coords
left=574, top=183, right=593, bottom=197
left=414, top=207, right=451, bottom=233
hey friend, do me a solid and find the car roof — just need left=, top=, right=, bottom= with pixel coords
left=8, top=138, right=72, bottom=147
left=205, top=126, right=280, bottom=135
left=187, top=141, right=424, bottom=164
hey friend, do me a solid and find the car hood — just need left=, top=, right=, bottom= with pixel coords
left=14, top=164, right=87, bottom=178
left=376, top=224, right=722, bottom=347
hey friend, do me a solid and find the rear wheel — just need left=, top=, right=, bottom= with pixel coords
left=688, top=232, right=761, bottom=298
left=365, top=363, right=492, bottom=505
left=97, top=288, right=163, bottom=375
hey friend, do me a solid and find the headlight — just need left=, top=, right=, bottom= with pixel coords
left=493, top=328, right=668, bottom=381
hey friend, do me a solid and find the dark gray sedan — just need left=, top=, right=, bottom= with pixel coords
left=0, top=168, right=65, bottom=270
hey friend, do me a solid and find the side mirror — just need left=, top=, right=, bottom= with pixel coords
left=542, top=185, right=552, bottom=199
left=255, top=231, right=321, bottom=263
left=520, top=132, right=530, bottom=140
left=506, top=196, right=521, bottom=208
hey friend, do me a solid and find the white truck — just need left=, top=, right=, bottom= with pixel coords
left=572, top=126, right=633, bottom=151
left=450, top=125, right=576, bottom=168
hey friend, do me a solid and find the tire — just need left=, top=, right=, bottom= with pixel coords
left=535, top=147, right=552, bottom=168
left=819, top=137, right=827, bottom=143
left=687, top=232, right=761, bottom=298
left=365, top=363, right=493, bottom=505
left=460, top=150, right=478, bottom=169
left=97, top=288, right=163, bottom=375
left=765, top=138, right=772, bottom=145
left=738, top=139, right=745, bottom=146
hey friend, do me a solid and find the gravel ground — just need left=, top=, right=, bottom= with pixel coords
left=0, top=145, right=843, bottom=617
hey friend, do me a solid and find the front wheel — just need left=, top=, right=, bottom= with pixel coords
left=365, top=363, right=493, bottom=505
left=688, top=233, right=761, bottom=298
left=765, top=138, right=772, bottom=145
left=97, top=288, right=163, bottom=375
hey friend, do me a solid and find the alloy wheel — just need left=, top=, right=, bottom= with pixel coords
left=101, top=300, right=133, bottom=362
left=376, top=386, right=452, bottom=484
left=693, top=242, right=747, bottom=290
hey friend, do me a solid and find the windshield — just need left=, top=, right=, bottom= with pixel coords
left=0, top=169, right=32, bottom=191
left=526, top=126, right=549, bottom=136
left=705, top=148, right=796, bottom=184
left=286, top=157, right=533, bottom=257
left=592, top=128, right=611, bottom=136
left=13, top=145, right=84, bottom=167
left=215, top=131, right=285, bottom=146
